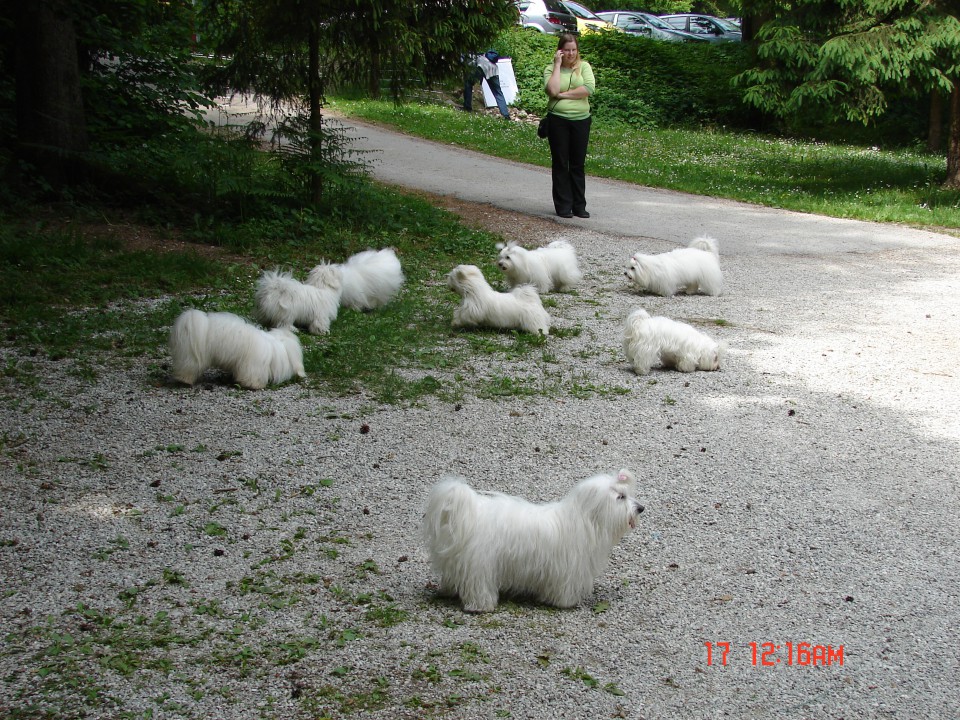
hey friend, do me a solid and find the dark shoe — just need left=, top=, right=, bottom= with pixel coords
left=574, top=209, right=590, bottom=218
left=556, top=211, right=573, bottom=218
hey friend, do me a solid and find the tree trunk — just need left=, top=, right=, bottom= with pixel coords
left=928, top=90, right=943, bottom=153
left=739, top=1, right=774, bottom=43
left=946, top=79, right=960, bottom=189
left=15, top=0, right=89, bottom=186
left=369, top=50, right=381, bottom=99
left=308, top=22, right=324, bottom=206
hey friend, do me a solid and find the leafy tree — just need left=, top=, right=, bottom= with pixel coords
left=11, top=1, right=89, bottom=186
left=4, top=0, right=209, bottom=190
left=735, top=0, right=960, bottom=187
left=201, top=0, right=519, bottom=203
left=591, top=0, right=693, bottom=13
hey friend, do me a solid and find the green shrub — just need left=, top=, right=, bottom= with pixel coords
left=493, top=28, right=753, bottom=127
left=491, top=27, right=927, bottom=145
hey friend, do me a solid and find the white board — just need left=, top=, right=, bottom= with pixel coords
left=482, top=58, right=518, bottom=107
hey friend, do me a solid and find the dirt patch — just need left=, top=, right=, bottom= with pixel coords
left=405, top=190, right=561, bottom=246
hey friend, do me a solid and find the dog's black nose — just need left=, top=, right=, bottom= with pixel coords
left=636, top=504, right=644, bottom=513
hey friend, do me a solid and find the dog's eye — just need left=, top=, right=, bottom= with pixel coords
left=617, top=493, right=626, bottom=501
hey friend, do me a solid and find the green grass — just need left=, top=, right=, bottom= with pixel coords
left=331, top=98, right=960, bottom=233
left=0, top=181, right=622, bottom=404
left=9, top=94, right=951, bottom=409
left=0, top=178, right=524, bottom=404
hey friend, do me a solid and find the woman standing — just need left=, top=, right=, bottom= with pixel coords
left=544, top=33, right=595, bottom=219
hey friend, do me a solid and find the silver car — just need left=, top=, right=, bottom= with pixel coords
left=659, top=14, right=742, bottom=42
left=516, top=0, right=578, bottom=34
left=596, top=11, right=708, bottom=42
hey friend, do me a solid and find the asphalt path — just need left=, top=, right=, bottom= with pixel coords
left=204, top=96, right=950, bottom=255
left=334, top=114, right=951, bottom=256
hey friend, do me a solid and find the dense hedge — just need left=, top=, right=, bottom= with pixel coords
left=493, top=28, right=754, bottom=128
left=489, top=28, right=928, bottom=146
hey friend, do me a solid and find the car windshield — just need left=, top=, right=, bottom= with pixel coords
left=563, top=1, right=602, bottom=20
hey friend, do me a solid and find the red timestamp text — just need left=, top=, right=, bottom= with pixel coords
left=704, top=641, right=844, bottom=667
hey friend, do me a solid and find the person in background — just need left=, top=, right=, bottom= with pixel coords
left=464, top=50, right=511, bottom=120
left=543, top=33, right=594, bottom=218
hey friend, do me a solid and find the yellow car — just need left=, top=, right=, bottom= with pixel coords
left=562, top=0, right=622, bottom=33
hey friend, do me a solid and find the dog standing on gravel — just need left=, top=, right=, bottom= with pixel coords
left=169, top=309, right=305, bottom=390
left=624, top=236, right=722, bottom=297
left=447, top=264, right=551, bottom=335
left=495, top=239, right=582, bottom=293
left=423, top=469, right=644, bottom=612
left=623, top=307, right=722, bottom=375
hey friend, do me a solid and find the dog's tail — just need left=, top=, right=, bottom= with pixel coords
left=338, top=248, right=404, bottom=310
left=423, top=477, right=478, bottom=559
left=169, top=309, right=209, bottom=385
left=688, top=235, right=719, bottom=256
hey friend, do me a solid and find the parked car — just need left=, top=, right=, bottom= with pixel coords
left=516, top=0, right=578, bottom=34
left=595, top=10, right=708, bottom=42
left=561, top=0, right=621, bottom=34
left=659, top=13, right=742, bottom=42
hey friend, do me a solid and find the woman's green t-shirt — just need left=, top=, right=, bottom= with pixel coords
left=542, top=61, right=595, bottom=121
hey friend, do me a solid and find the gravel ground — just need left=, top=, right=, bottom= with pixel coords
left=3, top=192, right=960, bottom=718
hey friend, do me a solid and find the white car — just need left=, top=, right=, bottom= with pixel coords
left=515, top=0, right=578, bottom=34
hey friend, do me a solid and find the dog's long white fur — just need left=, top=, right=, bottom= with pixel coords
left=423, top=469, right=643, bottom=612
left=308, top=248, right=404, bottom=312
left=625, top=236, right=722, bottom=296
left=447, top=264, right=551, bottom=335
left=335, top=248, right=404, bottom=310
left=496, top=239, right=582, bottom=293
left=255, top=269, right=341, bottom=334
left=169, top=310, right=305, bottom=390
left=623, top=307, right=722, bottom=375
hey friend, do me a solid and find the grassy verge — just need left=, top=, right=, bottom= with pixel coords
left=331, top=98, right=960, bottom=233
left=0, top=177, right=592, bottom=405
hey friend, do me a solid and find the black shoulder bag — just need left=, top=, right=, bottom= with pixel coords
left=538, top=74, right=573, bottom=139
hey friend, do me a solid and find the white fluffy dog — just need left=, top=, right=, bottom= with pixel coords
left=447, top=264, right=550, bottom=335
left=423, top=469, right=644, bottom=612
left=623, top=307, right=722, bottom=375
left=495, top=239, right=582, bottom=293
left=169, top=309, right=305, bottom=390
left=255, top=269, right=341, bottom=334
left=310, top=248, right=404, bottom=311
left=625, top=236, right=722, bottom=296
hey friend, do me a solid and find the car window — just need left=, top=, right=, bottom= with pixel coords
left=714, top=17, right=740, bottom=31
left=543, top=0, right=570, bottom=12
left=644, top=14, right=673, bottom=30
left=662, top=17, right=684, bottom=30
left=689, top=18, right=717, bottom=34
